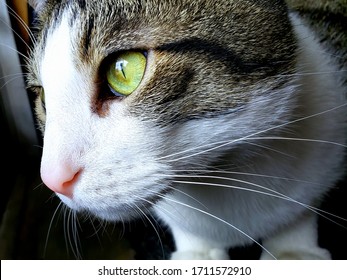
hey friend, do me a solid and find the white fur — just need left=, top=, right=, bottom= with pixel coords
left=39, top=13, right=346, bottom=259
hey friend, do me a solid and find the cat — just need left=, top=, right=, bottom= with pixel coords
left=26, top=0, right=347, bottom=260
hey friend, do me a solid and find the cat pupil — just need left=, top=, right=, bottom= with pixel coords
left=116, top=60, right=127, bottom=78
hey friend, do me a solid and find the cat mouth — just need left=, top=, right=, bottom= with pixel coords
left=61, top=187, right=171, bottom=222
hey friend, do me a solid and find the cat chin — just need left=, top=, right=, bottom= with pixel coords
left=56, top=192, right=153, bottom=222
left=87, top=208, right=140, bottom=222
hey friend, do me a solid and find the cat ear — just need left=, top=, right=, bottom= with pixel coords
left=28, top=0, right=47, bottom=13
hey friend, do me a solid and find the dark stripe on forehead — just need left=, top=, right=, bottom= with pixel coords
left=156, top=39, right=250, bottom=73
left=156, top=38, right=290, bottom=75
left=80, top=15, right=95, bottom=58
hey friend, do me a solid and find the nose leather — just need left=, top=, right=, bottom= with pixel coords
left=41, top=163, right=81, bottom=198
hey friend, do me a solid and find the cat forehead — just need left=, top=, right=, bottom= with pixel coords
left=33, top=0, right=291, bottom=66
left=38, top=0, right=289, bottom=30
left=35, top=0, right=288, bottom=17
left=29, top=0, right=296, bottom=124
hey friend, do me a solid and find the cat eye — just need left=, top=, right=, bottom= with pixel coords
left=106, top=51, right=147, bottom=97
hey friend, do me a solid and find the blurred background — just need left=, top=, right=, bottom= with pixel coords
left=0, top=0, right=346, bottom=260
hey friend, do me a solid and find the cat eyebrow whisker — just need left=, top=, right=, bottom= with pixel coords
left=153, top=192, right=277, bottom=260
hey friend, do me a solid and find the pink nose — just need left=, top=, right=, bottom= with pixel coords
left=41, top=164, right=81, bottom=198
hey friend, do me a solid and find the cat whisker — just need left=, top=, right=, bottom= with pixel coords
left=71, top=211, right=82, bottom=258
left=153, top=192, right=277, bottom=260
left=33, top=181, right=45, bottom=191
left=172, top=178, right=291, bottom=202
left=0, top=18, right=33, bottom=55
left=0, top=73, right=25, bottom=80
left=63, top=209, right=72, bottom=258
left=160, top=103, right=347, bottom=163
left=32, top=144, right=43, bottom=150
left=117, top=216, right=126, bottom=240
left=5, top=3, right=37, bottom=47
left=164, top=184, right=209, bottom=210
left=63, top=208, right=82, bottom=259
left=45, top=192, right=57, bottom=203
left=87, top=216, right=109, bottom=240
left=0, top=43, right=29, bottom=60
left=169, top=169, right=324, bottom=186
left=158, top=138, right=225, bottom=162
left=170, top=177, right=347, bottom=229
left=150, top=188, right=196, bottom=232
left=0, top=75, right=27, bottom=90
left=132, top=200, right=166, bottom=259
left=243, top=140, right=296, bottom=159
left=156, top=168, right=347, bottom=227
left=307, top=205, right=347, bottom=224
left=246, top=136, right=347, bottom=148
left=158, top=171, right=335, bottom=221
left=72, top=211, right=83, bottom=259
left=44, top=201, right=63, bottom=258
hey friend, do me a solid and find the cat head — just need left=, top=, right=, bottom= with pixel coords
left=27, top=0, right=298, bottom=221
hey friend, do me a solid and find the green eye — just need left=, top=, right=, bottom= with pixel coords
left=106, top=51, right=147, bottom=97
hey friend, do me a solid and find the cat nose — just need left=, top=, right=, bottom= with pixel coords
left=41, top=163, right=81, bottom=198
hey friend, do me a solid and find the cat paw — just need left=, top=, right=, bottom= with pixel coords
left=170, top=248, right=229, bottom=260
left=260, top=247, right=331, bottom=260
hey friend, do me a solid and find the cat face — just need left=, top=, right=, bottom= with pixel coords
left=27, top=0, right=298, bottom=221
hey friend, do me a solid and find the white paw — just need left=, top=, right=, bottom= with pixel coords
left=260, top=247, right=331, bottom=260
left=170, top=248, right=229, bottom=260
